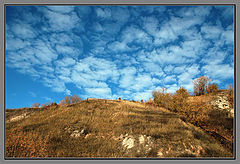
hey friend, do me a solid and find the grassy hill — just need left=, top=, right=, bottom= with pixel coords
left=5, top=98, right=233, bottom=158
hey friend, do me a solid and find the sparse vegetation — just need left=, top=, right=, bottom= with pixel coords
left=5, top=99, right=232, bottom=158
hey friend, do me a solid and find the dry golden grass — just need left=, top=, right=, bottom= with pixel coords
left=5, top=99, right=233, bottom=158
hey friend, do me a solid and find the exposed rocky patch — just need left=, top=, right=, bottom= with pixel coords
left=64, top=126, right=89, bottom=138
left=112, top=134, right=154, bottom=157
left=7, top=112, right=31, bottom=123
left=210, top=92, right=234, bottom=117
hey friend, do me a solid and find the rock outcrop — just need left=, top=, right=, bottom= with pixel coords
left=210, top=92, right=234, bottom=117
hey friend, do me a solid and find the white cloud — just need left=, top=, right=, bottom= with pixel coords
left=111, top=6, right=130, bottom=23
left=95, top=7, right=112, bottom=19
left=152, top=78, right=161, bottom=84
left=173, top=66, right=186, bottom=74
left=46, top=6, right=74, bottom=14
left=72, top=57, right=120, bottom=90
left=177, top=6, right=212, bottom=18
left=29, top=91, right=36, bottom=97
left=85, top=87, right=112, bottom=99
left=202, top=64, right=233, bottom=80
left=42, top=96, right=52, bottom=102
left=164, top=65, right=174, bottom=74
left=165, top=84, right=179, bottom=94
left=178, top=64, right=200, bottom=91
left=143, top=62, right=164, bottom=77
left=150, top=49, right=187, bottom=65
left=6, top=6, right=234, bottom=101
left=107, top=41, right=132, bottom=52
left=221, top=29, right=233, bottom=45
left=49, top=33, right=74, bottom=45
left=41, top=65, right=54, bottom=72
left=178, top=72, right=194, bottom=84
left=55, top=57, right=76, bottom=67
left=72, top=71, right=108, bottom=88
left=201, top=24, right=223, bottom=40
left=33, top=45, right=58, bottom=64
left=163, top=75, right=176, bottom=84
left=6, top=38, right=30, bottom=50
left=201, top=49, right=226, bottom=65
left=42, top=77, right=71, bottom=95
left=169, top=16, right=202, bottom=34
left=132, top=90, right=153, bottom=101
left=119, top=67, right=136, bottom=89
left=107, top=24, right=153, bottom=53
left=11, top=23, right=36, bottom=39
left=44, top=9, right=79, bottom=31
left=131, top=74, right=153, bottom=91
left=142, top=16, right=160, bottom=36
left=120, top=25, right=153, bottom=48
left=55, top=45, right=80, bottom=56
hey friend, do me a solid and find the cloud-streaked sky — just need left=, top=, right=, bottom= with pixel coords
left=6, top=5, right=234, bottom=108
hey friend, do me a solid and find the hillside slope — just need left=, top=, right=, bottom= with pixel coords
left=5, top=99, right=233, bottom=158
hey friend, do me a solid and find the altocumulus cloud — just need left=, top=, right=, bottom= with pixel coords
left=6, top=5, right=234, bottom=101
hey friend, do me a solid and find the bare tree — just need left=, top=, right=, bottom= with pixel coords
left=64, top=96, right=70, bottom=105
left=59, top=95, right=82, bottom=106
left=193, top=76, right=210, bottom=96
left=70, top=95, right=82, bottom=104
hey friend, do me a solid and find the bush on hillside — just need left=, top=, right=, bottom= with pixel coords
left=51, top=102, right=57, bottom=106
left=40, top=101, right=51, bottom=108
left=152, top=88, right=172, bottom=109
left=59, top=95, right=82, bottom=106
left=206, top=83, right=219, bottom=94
left=170, top=87, right=190, bottom=113
left=70, top=95, right=82, bottom=104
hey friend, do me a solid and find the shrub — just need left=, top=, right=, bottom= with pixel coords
left=40, top=103, right=47, bottom=108
left=40, top=101, right=51, bottom=108
left=51, top=102, right=57, bottom=106
left=170, top=87, right=190, bottom=113
left=59, top=99, right=65, bottom=106
left=193, top=76, right=210, bottom=96
left=70, top=95, right=82, bottom=104
left=64, top=96, right=70, bottom=105
left=32, top=103, right=40, bottom=108
left=59, top=95, right=82, bottom=106
left=206, top=83, right=219, bottom=94
left=153, top=88, right=172, bottom=109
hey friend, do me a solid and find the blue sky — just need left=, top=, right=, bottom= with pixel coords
left=6, top=5, right=234, bottom=108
